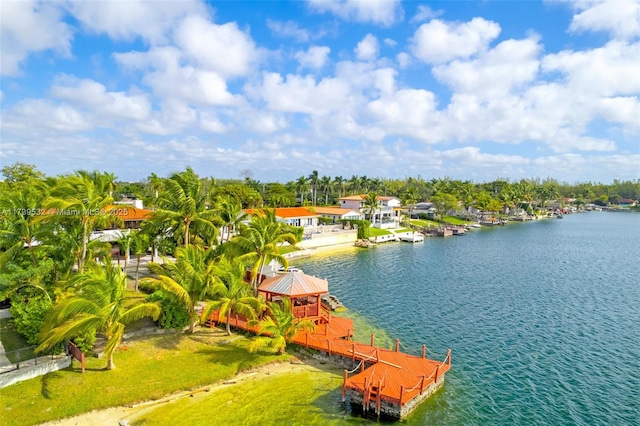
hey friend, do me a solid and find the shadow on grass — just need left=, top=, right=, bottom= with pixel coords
left=40, top=371, right=63, bottom=399
left=151, top=332, right=186, bottom=350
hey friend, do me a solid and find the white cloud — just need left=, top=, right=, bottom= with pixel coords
left=266, top=19, right=310, bottom=42
left=256, top=72, right=351, bottom=115
left=115, top=46, right=240, bottom=106
left=174, top=14, right=259, bottom=77
left=0, top=1, right=72, bottom=76
left=3, top=99, right=93, bottom=133
left=433, top=37, right=542, bottom=96
left=396, top=52, right=412, bottom=68
left=568, top=0, right=640, bottom=40
left=199, top=112, right=229, bottom=133
left=410, top=5, right=444, bottom=24
left=542, top=40, right=640, bottom=97
left=295, top=46, right=331, bottom=69
left=307, top=0, right=403, bottom=26
left=355, top=34, right=379, bottom=61
left=384, top=38, right=397, bottom=47
left=411, top=18, right=501, bottom=64
left=50, top=78, right=151, bottom=120
left=67, top=0, right=207, bottom=44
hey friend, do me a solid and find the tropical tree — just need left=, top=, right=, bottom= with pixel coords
left=231, top=210, right=298, bottom=296
left=333, top=176, right=346, bottom=199
left=308, top=170, right=319, bottom=205
left=116, top=230, right=133, bottom=270
left=203, top=256, right=263, bottom=336
left=363, top=192, right=380, bottom=225
left=44, top=173, right=119, bottom=271
left=130, top=231, right=150, bottom=291
left=294, top=176, right=309, bottom=205
left=143, top=245, right=217, bottom=333
left=216, top=195, right=246, bottom=243
left=249, top=297, right=315, bottom=354
left=148, top=167, right=219, bottom=247
left=319, top=175, right=333, bottom=205
left=431, top=193, right=458, bottom=222
left=37, top=260, right=160, bottom=369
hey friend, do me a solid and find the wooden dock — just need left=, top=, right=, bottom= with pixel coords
left=208, top=309, right=450, bottom=420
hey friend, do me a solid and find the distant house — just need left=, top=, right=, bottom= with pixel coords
left=338, top=195, right=401, bottom=228
left=243, top=207, right=319, bottom=228
left=91, top=205, right=153, bottom=242
left=313, top=206, right=363, bottom=224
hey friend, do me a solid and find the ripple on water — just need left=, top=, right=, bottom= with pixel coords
left=296, top=213, right=640, bottom=424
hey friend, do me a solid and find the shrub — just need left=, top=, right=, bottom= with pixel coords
left=146, top=291, right=189, bottom=330
left=9, top=296, right=52, bottom=346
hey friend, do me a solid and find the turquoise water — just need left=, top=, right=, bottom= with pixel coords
left=296, top=213, right=640, bottom=425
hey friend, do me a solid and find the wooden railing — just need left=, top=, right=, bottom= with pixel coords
left=398, top=349, right=451, bottom=406
left=293, top=303, right=319, bottom=318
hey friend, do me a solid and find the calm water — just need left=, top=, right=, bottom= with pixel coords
left=296, top=212, right=640, bottom=425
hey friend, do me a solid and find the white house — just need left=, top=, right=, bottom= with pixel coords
left=337, top=195, right=401, bottom=228
left=313, top=206, right=363, bottom=223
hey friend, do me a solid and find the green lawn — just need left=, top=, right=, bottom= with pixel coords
left=443, top=216, right=472, bottom=225
left=0, top=329, right=289, bottom=426
left=368, top=227, right=392, bottom=237
left=393, top=228, right=412, bottom=233
left=0, top=318, right=35, bottom=363
left=410, top=219, right=440, bottom=228
left=278, top=245, right=300, bottom=255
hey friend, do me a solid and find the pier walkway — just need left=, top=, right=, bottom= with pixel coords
left=207, top=309, right=451, bottom=419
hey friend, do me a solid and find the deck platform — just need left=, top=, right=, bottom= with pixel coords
left=208, top=309, right=450, bottom=420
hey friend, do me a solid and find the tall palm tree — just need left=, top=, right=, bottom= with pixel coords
left=319, top=175, right=333, bottom=205
left=0, top=185, right=51, bottom=267
left=248, top=297, right=315, bottom=354
left=231, top=210, right=298, bottom=296
left=130, top=231, right=150, bottom=292
left=308, top=170, right=319, bottom=205
left=148, top=167, right=218, bottom=247
left=203, top=256, right=263, bottom=336
left=294, top=176, right=309, bottom=205
left=333, top=176, right=346, bottom=199
left=216, top=195, right=246, bottom=243
left=37, top=260, right=160, bottom=370
left=363, top=192, right=380, bottom=225
left=402, top=188, right=420, bottom=222
left=348, top=175, right=360, bottom=195
left=143, top=245, right=217, bottom=333
left=45, top=173, right=118, bottom=271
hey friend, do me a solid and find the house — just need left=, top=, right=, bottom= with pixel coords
left=243, top=207, right=320, bottom=228
left=313, top=206, right=363, bottom=224
left=338, top=195, right=401, bottom=228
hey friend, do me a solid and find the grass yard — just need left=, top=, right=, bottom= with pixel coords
left=410, top=219, right=440, bottom=228
left=0, top=329, right=289, bottom=426
left=443, top=216, right=472, bottom=225
left=368, top=227, right=392, bottom=237
left=278, top=245, right=300, bottom=255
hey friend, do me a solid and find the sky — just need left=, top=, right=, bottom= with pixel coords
left=1, top=0, right=639, bottom=184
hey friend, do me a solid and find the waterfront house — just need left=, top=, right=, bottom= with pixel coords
left=243, top=207, right=319, bottom=228
left=338, top=195, right=401, bottom=228
left=313, top=206, right=363, bottom=223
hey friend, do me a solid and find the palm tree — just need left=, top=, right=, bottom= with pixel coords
left=363, top=192, right=380, bottom=225
left=249, top=297, right=315, bottom=354
left=116, top=230, right=133, bottom=270
left=37, top=260, right=160, bottom=370
left=203, top=256, right=263, bottom=336
left=294, top=176, right=309, bottom=205
left=143, top=245, right=217, bottom=333
left=308, top=170, right=319, bottom=205
left=231, top=210, right=298, bottom=296
left=0, top=185, right=51, bottom=267
left=216, top=195, right=246, bottom=243
left=148, top=167, right=218, bottom=247
left=130, top=231, right=150, bottom=291
left=319, top=175, right=333, bottom=205
left=45, top=173, right=118, bottom=271
left=348, top=175, right=360, bottom=195
left=333, top=176, right=346, bottom=199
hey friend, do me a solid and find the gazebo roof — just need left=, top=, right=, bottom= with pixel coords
left=258, top=272, right=329, bottom=297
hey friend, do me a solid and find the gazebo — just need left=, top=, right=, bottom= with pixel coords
left=258, top=272, right=329, bottom=322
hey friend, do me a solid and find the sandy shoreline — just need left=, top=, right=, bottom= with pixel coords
left=41, top=359, right=330, bottom=426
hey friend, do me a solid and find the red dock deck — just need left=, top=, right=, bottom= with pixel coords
left=208, top=309, right=450, bottom=419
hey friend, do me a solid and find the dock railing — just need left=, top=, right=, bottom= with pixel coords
left=399, top=349, right=451, bottom=406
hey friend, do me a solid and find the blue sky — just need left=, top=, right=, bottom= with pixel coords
left=1, top=0, right=639, bottom=184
